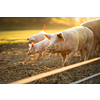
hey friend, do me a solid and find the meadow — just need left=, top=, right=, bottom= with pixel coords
left=0, top=29, right=66, bottom=44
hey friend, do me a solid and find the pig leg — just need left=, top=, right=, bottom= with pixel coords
left=80, top=49, right=84, bottom=61
left=49, top=53, right=58, bottom=57
left=98, top=43, right=100, bottom=56
left=84, top=48, right=91, bottom=61
left=37, top=52, right=43, bottom=60
left=83, top=48, right=88, bottom=61
left=92, top=43, right=98, bottom=57
left=84, top=45, right=92, bottom=61
left=60, top=53, right=66, bottom=66
left=55, top=53, right=58, bottom=57
left=96, top=43, right=100, bottom=56
left=96, top=44, right=99, bottom=55
left=64, top=51, right=76, bottom=66
left=48, top=53, right=52, bottom=57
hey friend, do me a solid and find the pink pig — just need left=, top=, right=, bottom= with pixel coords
left=27, top=31, right=46, bottom=44
left=44, top=26, right=94, bottom=66
left=28, top=39, right=50, bottom=60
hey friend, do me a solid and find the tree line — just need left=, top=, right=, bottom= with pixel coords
left=0, top=17, right=99, bottom=30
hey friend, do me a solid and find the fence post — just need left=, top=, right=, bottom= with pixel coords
left=44, top=24, right=46, bottom=31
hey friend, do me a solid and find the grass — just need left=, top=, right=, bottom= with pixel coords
left=0, top=28, right=67, bottom=44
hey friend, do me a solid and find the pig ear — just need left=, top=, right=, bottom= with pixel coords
left=43, top=33, right=51, bottom=40
left=32, top=43, right=35, bottom=47
left=57, top=33, right=65, bottom=41
left=27, top=38, right=29, bottom=40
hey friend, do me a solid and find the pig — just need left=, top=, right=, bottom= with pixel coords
left=44, top=26, right=94, bottom=66
left=81, top=19, right=100, bottom=56
left=79, top=27, right=94, bottom=61
left=27, top=31, right=46, bottom=44
left=28, top=39, right=50, bottom=60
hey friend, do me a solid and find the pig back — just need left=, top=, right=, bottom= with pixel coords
left=71, top=26, right=88, bottom=50
left=81, top=19, right=100, bottom=40
left=35, top=39, right=50, bottom=53
left=84, top=26, right=94, bottom=46
left=62, top=26, right=87, bottom=50
left=33, top=31, right=46, bottom=43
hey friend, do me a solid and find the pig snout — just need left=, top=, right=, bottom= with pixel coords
left=27, top=52, right=31, bottom=56
left=27, top=41, right=32, bottom=44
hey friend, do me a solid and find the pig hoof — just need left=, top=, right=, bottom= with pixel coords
left=64, top=62, right=70, bottom=66
left=64, top=63, right=68, bottom=66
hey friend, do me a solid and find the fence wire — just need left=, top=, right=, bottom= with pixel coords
left=71, top=72, right=100, bottom=84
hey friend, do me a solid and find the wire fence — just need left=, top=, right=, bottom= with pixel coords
left=71, top=72, right=100, bottom=84
left=9, top=57, right=100, bottom=84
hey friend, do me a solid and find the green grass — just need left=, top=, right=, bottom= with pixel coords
left=0, top=29, right=67, bottom=44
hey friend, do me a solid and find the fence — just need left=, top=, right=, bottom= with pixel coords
left=9, top=57, right=100, bottom=84
left=71, top=72, right=100, bottom=84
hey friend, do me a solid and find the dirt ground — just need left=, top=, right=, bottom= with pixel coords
left=0, top=43, right=100, bottom=84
